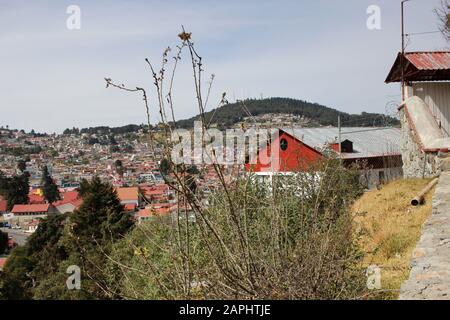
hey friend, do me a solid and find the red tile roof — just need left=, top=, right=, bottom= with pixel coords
left=71, top=199, right=83, bottom=209
left=136, top=206, right=170, bottom=218
left=29, top=194, right=45, bottom=204
left=53, top=191, right=81, bottom=206
left=61, top=191, right=80, bottom=202
left=0, top=200, right=7, bottom=212
left=12, top=204, right=51, bottom=213
left=136, top=208, right=153, bottom=218
left=116, top=187, right=139, bottom=201
left=124, top=203, right=137, bottom=211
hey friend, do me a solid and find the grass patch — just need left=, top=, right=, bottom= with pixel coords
left=352, top=178, right=434, bottom=299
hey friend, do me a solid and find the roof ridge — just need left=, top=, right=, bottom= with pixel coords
left=405, top=51, right=450, bottom=54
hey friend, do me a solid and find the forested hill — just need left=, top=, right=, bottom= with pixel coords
left=175, top=97, right=399, bottom=129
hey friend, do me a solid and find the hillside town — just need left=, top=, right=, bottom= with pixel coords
left=0, top=127, right=224, bottom=233
left=1, top=0, right=450, bottom=305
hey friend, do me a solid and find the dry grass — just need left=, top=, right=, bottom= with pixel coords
left=352, top=178, right=435, bottom=300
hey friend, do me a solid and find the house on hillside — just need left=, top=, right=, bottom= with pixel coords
left=245, top=127, right=403, bottom=189
left=385, top=51, right=450, bottom=177
left=116, top=187, right=140, bottom=207
left=28, top=190, right=46, bottom=204
left=11, top=204, right=58, bottom=220
left=25, top=220, right=40, bottom=233
left=53, top=191, right=82, bottom=214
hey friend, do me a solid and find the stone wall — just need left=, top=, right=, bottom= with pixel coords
left=400, top=108, right=442, bottom=178
left=399, top=170, right=450, bottom=299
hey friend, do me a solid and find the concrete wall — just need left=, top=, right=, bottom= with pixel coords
left=399, top=108, right=442, bottom=178
left=56, top=203, right=76, bottom=214
left=360, top=167, right=403, bottom=189
left=411, top=82, right=450, bottom=137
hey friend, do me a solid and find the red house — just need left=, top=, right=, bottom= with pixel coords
left=11, top=204, right=58, bottom=218
left=246, top=127, right=402, bottom=188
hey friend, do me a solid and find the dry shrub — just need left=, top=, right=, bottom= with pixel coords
left=106, top=158, right=367, bottom=300
left=103, top=29, right=367, bottom=300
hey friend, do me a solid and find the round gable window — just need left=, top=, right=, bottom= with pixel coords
left=280, top=138, right=288, bottom=151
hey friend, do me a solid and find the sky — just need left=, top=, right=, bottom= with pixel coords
left=0, top=0, right=448, bottom=133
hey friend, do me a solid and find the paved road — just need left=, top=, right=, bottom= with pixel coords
left=0, top=227, right=30, bottom=246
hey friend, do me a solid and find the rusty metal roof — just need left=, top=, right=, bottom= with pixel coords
left=405, top=52, right=450, bottom=70
left=385, top=52, right=450, bottom=83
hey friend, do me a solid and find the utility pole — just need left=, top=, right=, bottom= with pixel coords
left=338, top=115, right=342, bottom=159
left=401, top=0, right=410, bottom=101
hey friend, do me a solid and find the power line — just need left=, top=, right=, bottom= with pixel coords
left=406, top=30, right=441, bottom=36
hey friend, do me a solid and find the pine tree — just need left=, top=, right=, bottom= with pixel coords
left=17, top=160, right=27, bottom=173
left=0, top=173, right=29, bottom=211
left=72, top=177, right=133, bottom=244
left=41, top=166, right=60, bottom=203
left=67, top=177, right=134, bottom=298
left=159, top=158, right=171, bottom=176
left=0, top=230, right=8, bottom=254
left=114, top=159, right=124, bottom=177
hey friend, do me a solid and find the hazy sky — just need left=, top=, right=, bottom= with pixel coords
left=0, top=0, right=448, bottom=133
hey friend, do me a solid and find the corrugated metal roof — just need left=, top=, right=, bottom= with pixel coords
left=405, top=52, right=450, bottom=70
left=281, top=127, right=401, bottom=159
left=385, top=51, right=450, bottom=82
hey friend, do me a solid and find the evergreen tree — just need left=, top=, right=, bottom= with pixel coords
left=0, top=246, right=33, bottom=300
left=0, top=171, right=7, bottom=195
left=17, top=160, right=27, bottom=173
left=72, top=177, right=133, bottom=245
left=67, top=177, right=134, bottom=298
left=114, top=159, right=124, bottom=177
left=0, top=173, right=29, bottom=211
left=159, top=158, right=171, bottom=176
left=0, top=230, right=8, bottom=254
left=41, top=166, right=60, bottom=203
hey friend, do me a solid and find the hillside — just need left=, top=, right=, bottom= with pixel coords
left=60, top=97, right=400, bottom=134
left=176, top=97, right=400, bottom=129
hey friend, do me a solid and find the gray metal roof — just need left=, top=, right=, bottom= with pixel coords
left=281, top=127, right=401, bottom=159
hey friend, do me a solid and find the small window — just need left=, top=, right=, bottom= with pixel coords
left=341, top=140, right=353, bottom=153
left=280, top=138, right=288, bottom=151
